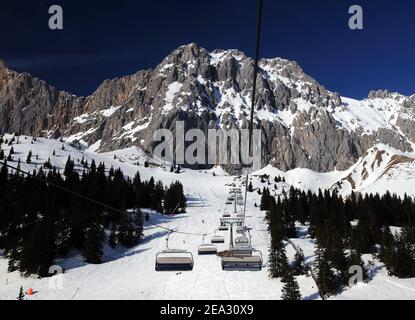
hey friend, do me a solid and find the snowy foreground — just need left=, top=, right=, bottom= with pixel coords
left=1, top=136, right=415, bottom=300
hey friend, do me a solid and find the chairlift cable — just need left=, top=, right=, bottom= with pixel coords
left=243, top=0, right=264, bottom=223
left=0, top=161, right=212, bottom=237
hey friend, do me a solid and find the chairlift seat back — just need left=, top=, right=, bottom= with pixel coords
left=211, top=235, right=225, bottom=243
left=155, top=250, right=194, bottom=271
left=198, top=244, right=218, bottom=255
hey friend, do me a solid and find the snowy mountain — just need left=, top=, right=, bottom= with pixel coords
left=331, top=144, right=415, bottom=197
left=1, top=43, right=415, bottom=173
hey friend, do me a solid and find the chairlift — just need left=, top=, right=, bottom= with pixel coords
left=198, top=235, right=217, bottom=255
left=218, top=225, right=229, bottom=231
left=221, top=248, right=263, bottom=271
left=221, top=228, right=262, bottom=271
left=236, top=226, right=247, bottom=233
left=155, top=232, right=194, bottom=271
left=234, top=235, right=250, bottom=246
left=211, top=230, right=225, bottom=243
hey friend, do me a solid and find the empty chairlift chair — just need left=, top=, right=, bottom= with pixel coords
left=221, top=230, right=263, bottom=271
left=155, top=249, right=194, bottom=271
left=211, top=230, right=225, bottom=243
left=236, top=226, right=246, bottom=233
left=198, top=235, right=217, bottom=255
left=221, top=248, right=263, bottom=271
left=234, top=235, right=250, bottom=246
left=198, top=244, right=218, bottom=255
left=218, top=224, right=229, bottom=231
left=155, top=232, right=194, bottom=271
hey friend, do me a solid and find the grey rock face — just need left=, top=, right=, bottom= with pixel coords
left=0, top=44, right=414, bottom=172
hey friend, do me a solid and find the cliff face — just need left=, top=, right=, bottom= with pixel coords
left=1, top=44, right=414, bottom=172
left=0, top=59, right=85, bottom=138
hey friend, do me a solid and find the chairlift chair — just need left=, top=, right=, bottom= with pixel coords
left=198, top=244, right=218, bottom=255
left=198, top=235, right=217, bottom=255
left=211, top=230, right=225, bottom=243
left=211, top=235, right=225, bottom=243
left=155, top=232, right=194, bottom=271
left=155, top=249, right=194, bottom=271
left=234, top=235, right=250, bottom=246
left=221, top=248, right=263, bottom=271
left=218, top=225, right=229, bottom=231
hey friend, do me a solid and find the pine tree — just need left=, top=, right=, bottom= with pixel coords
left=109, top=224, right=117, bottom=249
left=268, top=231, right=289, bottom=278
left=292, top=248, right=307, bottom=276
left=164, top=181, right=186, bottom=214
left=315, top=246, right=338, bottom=298
left=389, top=233, right=415, bottom=278
left=0, top=149, right=4, bottom=160
left=118, top=210, right=144, bottom=248
left=275, top=245, right=289, bottom=280
left=248, top=181, right=253, bottom=192
left=26, top=150, right=32, bottom=164
left=82, top=223, right=105, bottom=264
left=44, top=158, right=52, bottom=169
left=379, top=225, right=395, bottom=270
left=281, top=271, right=302, bottom=300
left=17, top=286, right=25, bottom=300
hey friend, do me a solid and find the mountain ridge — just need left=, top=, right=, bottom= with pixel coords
left=1, top=43, right=414, bottom=172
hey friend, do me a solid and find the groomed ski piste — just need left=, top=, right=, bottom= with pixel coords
left=1, top=135, right=415, bottom=300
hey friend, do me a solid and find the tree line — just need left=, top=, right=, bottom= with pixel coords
left=259, top=184, right=415, bottom=299
left=0, top=156, right=186, bottom=277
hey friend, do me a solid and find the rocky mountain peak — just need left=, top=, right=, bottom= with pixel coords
left=367, top=89, right=407, bottom=100
left=0, top=60, right=7, bottom=79
left=1, top=45, right=414, bottom=173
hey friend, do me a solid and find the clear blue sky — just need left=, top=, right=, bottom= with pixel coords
left=1, top=0, right=414, bottom=99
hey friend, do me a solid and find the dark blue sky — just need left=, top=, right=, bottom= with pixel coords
left=0, top=0, right=414, bottom=99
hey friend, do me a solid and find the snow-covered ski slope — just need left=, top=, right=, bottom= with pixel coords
left=1, top=135, right=415, bottom=300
